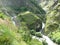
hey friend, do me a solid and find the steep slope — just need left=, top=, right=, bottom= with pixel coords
left=45, top=3, right=60, bottom=34
left=0, top=11, right=43, bottom=45
left=45, top=1, right=60, bottom=44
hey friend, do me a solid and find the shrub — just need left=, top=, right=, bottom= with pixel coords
left=35, top=32, right=42, bottom=37
left=28, top=39, right=43, bottom=45
left=42, top=40, right=48, bottom=45
left=30, top=30, right=36, bottom=35
left=48, top=31, right=60, bottom=44
left=56, top=38, right=60, bottom=44
left=0, top=12, right=8, bottom=19
left=0, top=24, right=14, bottom=45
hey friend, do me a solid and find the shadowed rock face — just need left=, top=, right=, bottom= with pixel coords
left=0, top=0, right=26, bottom=7
left=0, top=0, right=45, bottom=9
left=0, top=0, right=36, bottom=9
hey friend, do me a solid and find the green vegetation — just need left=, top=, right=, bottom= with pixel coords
left=0, top=11, right=43, bottom=45
left=18, top=11, right=42, bottom=32
left=35, top=32, right=42, bottom=37
left=28, top=39, right=43, bottom=45
left=45, top=2, right=60, bottom=44
left=48, top=31, right=60, bottom=44
left=42, top=40, right=48, bottom=45
left=18, top=11, right=40, bottom=24
left=45, top=4, right=60, bottom=35
left=0, top=12, right=8, bottom=19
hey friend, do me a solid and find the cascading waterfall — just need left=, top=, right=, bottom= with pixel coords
left=32, top=22, right=57, bottom=45
left=11, top=16, right=17, bottom=26
left=41, top=22, right=57, bottom=45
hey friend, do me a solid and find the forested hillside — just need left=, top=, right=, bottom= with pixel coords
left=0, top=0, right=60, bottom=45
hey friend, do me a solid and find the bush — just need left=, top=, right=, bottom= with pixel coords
left=28, top=39, right=43, bottom=45
left=0, top=24, right=14, bottom=45
left=48, top=31, right=60, bottom=44
left=0, top=24, right=29, bottom=45
left=42, top=40, right=48, bottom=45
left=56, top=38, right=60, bottom=44
left=30, top=30, right=36, bottom=35
left=35, top=32, right=42, bottom=37
left=22, top=32, right=32, bottom=42
left=0, top=12, right=8, bottom=19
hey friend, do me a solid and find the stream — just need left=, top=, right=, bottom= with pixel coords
left=42, top=35, right=57, bottom=45
left=32, top=22, right=58, bottom=45
left=32, top=35, right=57, bottom=45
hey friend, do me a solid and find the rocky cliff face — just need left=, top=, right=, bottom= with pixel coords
left=45, top=3, right=60, bottom=35
left=37, top=0, right=58, bottom=12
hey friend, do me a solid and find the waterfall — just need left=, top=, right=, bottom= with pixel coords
left=40, top=22, right=45, bottom=33
left=42, top=22, right=45, bottom=29
left=32, top=22, right=57, bottom=45
left=11, top=16, right=17, bottom=26
left=11, top=15, right=20, bottom=28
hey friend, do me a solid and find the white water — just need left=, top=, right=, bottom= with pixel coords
left=32, top=35, right=57, bottom=45
left=32, top=22, right=57, bottom=45
left=32, top=35, right=45, bottom=42
left=42, top=35, right=57, bottom=45
left=11, top=16, right=17, bottom=26
left=42, top=22, right=45, bottom=29
left=42, top=22, right=57, bottom=45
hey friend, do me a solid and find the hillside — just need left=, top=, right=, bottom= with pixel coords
left=0, top=0, right=60, bottom=45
